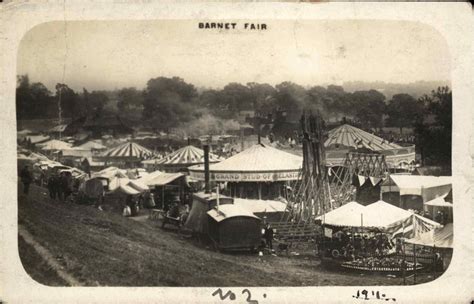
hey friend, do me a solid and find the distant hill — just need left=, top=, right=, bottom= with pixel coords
left=342, top=80, right=451, bottom=100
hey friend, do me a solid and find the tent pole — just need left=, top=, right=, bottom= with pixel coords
left=413, top=243, right=417, bottom=284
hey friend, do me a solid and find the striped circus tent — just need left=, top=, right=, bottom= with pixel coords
left=144, top=145, right=222, bottom=172
left=325, top=124, right=401, bottom=151
left=101, top=142, right=153, bottom=160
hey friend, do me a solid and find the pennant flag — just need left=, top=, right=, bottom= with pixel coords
left=369, top=176, right=382, bottom=186
left=358, top=175, right=367, bottom=186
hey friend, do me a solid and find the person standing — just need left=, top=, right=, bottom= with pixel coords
left=20, top=165, right=32, bottom=195
left=264, top=223, right=274, bottom=251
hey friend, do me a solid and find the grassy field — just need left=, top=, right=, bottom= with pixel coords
left=18, top=184, right=438, bottom=287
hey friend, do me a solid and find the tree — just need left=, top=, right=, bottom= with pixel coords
left=117, top=87, right=143, bottom=112
left=247, top=82, right=276, bottom=115
left=142, top=77, right=198, bottom=131
left=386, top=93, right=422, bottom=134
left=350, top=90, right=386, bottom=129
left=16, top=75, right=53, bottom=120
left=55, top=83, right=79, bottom=120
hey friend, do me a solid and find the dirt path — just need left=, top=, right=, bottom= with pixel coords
left=18, top=224, right=82, bottom=286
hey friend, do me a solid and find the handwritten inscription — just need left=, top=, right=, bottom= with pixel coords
left=212, top=288, right=267, bottom=303
left=353, top=289, right=396, bottom=301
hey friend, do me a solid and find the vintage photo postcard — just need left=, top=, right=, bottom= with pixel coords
left=1, top=1, right=473, bottom=303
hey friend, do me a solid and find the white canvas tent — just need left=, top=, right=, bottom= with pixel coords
left=406, top=223, right=453, bottom=248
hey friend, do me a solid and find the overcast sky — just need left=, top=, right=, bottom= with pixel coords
left=18, top=20, right=451, bottom=92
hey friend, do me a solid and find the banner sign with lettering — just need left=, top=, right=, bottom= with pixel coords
left=189, top=170, right=300, bottom=182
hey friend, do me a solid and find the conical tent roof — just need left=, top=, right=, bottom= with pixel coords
left=325, top=124, right=401, bottom=151
left=101, top=142, right=153, bottom=159
left=153, top=145, right=221, bottom=166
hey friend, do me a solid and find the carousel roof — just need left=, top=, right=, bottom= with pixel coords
left=195, top=143, right=302, bottom=173
left=101, top=142, right=153, bottom=159
left=325, top=124, right=401, bottom=151
left=151, top=145, right=222, bottom=166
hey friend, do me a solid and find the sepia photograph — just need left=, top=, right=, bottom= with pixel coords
left=1, top=2, right=472, bottom=303
left=14, top=19, right=456, bottom=288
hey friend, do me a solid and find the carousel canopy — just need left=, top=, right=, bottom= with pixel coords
left=189, top=143, right=303, bottom=182
left=148, top=145, right=222, bottom=167
left=101, top=142, right=153, bottom=159
left=38, top=139, right=73, bottom=151
left=406, top=223, right=453, bottom=248
left=325, top=124, right=401, bottom=151
left=318, top=200, right=440, bottom=232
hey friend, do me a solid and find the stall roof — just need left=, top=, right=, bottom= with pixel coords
left=207, top=204, right=260, bottom=223
left=406, top=223, right=453, bottom=248
left=138, top=171, right=184, bottom=187
left=38, top=139, right=73, bottom=151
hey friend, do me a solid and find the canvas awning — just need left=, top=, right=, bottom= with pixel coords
left=406, top=223, right=453, bottom=248
left=381, top=175, right=451, bottom=202
left=424, top=196, right=453, bottom=207
left=189, top=143, right=302, bottom=182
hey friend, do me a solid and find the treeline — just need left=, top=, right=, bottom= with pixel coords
left=16, top=75, right=450, bottom=133
left=16, top=74, right=452, bottom=168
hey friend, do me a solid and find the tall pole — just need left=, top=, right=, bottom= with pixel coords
left=57, top=85, right=63, bottom=141
left=203, top=142, right=210, bottom=194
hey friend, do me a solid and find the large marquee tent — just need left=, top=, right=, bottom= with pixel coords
left=324, top=124, right=416, bottom=170
left=188, top=143, right=303, bottom=200
left=189, top=143, right=302, bottom=182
